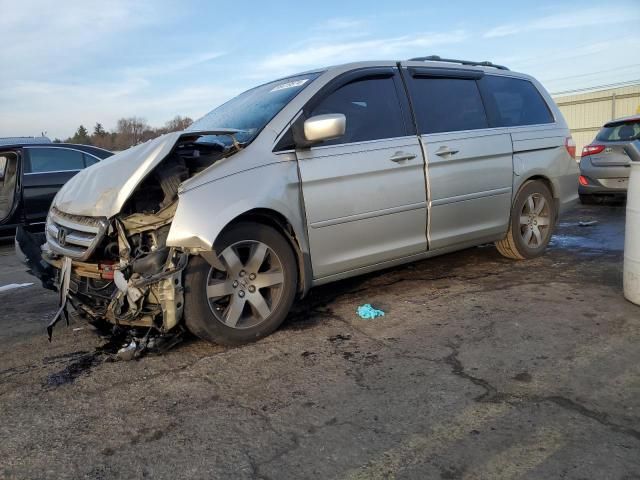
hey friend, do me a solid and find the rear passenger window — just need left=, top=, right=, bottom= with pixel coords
left=83, top=154, right=99, bottom=167
left=409, top=78, right=488, bottom=134
left=27, top=148, right=84, bottom=173
left=480, top=76, right=554, bottom=127
left=309, top=77, right=405, bottom=145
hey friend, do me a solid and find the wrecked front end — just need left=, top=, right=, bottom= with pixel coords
left=43, top=204, right=186, bottom=333
left=18, top=130, right=241, bottom=347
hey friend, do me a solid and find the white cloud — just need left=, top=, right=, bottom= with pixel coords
left=258, top=30, right=468, bottom=74
left=484, top=6, right=640, bottom=38
left=121, top=51, right=227, bottom=80
left=316, top=17, right=367, bottom=31
left=0, top=1, right=167, bottom=78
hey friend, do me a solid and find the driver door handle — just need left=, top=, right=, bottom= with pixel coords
left=389, top=152, right=417, bottom=163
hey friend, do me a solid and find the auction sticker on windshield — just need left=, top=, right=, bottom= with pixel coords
left=270, top=79, right=309, bottom=92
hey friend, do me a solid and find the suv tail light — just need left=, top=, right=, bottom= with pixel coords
left=581, top=144, right=605, bottom=158
left=565, top=137, right=576, bottom=159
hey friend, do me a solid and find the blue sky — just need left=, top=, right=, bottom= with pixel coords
left=1, top=0, right=639, bottom=139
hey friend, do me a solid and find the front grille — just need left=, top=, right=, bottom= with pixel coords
left=46, top=207, right=109, bottom=260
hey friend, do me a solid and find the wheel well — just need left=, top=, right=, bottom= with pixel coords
left=526, top=175, right=555, bottom=198
left=223, top=209, right=307, bottom=295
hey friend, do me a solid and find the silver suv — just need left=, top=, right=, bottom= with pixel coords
left=23, top=56, right=578, bottom=345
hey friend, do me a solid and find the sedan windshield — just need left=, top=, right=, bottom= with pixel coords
left=188, top=73, right=321, bottom=144
left=596, top=120, right=640, bottom=142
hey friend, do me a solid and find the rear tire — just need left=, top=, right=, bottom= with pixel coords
left=496, top=181, right=555, bottom=260
left=183, top=222, right=298, bottom=345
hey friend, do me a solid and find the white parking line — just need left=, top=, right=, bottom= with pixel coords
left=0, top=282, right=34, bottom=293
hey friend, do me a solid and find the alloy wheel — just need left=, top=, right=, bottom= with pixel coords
left=519, top=193, right=551, bottom=248
left=206, top=240, right=284, bottom=329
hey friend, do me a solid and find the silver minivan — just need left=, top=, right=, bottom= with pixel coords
left=22, top=56, right=578, bottom=346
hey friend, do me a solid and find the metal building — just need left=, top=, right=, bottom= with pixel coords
left=552, top=82, right=640, bottom=157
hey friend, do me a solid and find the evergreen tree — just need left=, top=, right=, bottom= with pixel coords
left=70, top=125, right=91, bottom=145
left=93, top=123, right=106, bottom=136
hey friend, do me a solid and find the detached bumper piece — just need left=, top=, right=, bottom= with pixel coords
left=47, top=256, right=73, bottom=341
left=15, top=226, right=56, bottom=291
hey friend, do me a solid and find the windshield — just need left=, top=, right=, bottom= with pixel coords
left=188, top=73, right=321, bottom=144
left=596, top=120, right=640, bottom=142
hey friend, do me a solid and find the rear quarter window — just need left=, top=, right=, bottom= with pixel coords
left=479, top=76, right=554, bottom=127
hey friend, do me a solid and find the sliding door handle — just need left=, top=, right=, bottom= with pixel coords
left=435, top=146, right=459, bottom=157
left=389, top=152, right=417, bottom=163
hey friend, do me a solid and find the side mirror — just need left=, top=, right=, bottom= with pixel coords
left=304, top=113, right=346, bottom=143
left=293, top=113, right=346, bottom=148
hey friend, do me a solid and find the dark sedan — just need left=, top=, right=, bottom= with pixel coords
left=0, top=142, right=113, bottom=236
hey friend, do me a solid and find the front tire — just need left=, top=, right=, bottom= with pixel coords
left=183, top=222, right=298, bottom=345
left=496, top=180, right=555, bottom=260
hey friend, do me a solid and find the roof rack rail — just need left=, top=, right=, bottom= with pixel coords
left=407, top=55, right=509, bottom=71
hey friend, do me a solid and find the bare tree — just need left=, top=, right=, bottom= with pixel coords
left=64, top=115, right=195, bottom=151
left=116, top=117, right=149, bottom=149
left=164, top=115, right=193, bottom=133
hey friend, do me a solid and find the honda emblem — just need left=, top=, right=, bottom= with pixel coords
left=57, top=227, right=67, bottom=246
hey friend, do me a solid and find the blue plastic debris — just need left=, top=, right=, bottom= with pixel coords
left=357, top=304, right=385, bottom=319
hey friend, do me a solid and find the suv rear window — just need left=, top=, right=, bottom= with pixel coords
left=408, top=78, right=488, bottom=134
left=596, top=121, right=640, bottom=141
left=480, top=76, right=554, bottom=127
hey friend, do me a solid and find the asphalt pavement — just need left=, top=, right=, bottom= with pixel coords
left=0, top=202, right=638, bottom=480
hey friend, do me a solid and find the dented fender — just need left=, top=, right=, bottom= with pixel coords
left=166, top=161, right=312, bottom=290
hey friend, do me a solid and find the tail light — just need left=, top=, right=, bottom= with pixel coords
left=579, top=175, right=589, bottom=186
left=581, top=144, right=605, bottom=158
left=565, top=137, right=576, bottom=159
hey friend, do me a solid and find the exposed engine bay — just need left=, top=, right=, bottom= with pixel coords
left=17, top=132, right=242, bottom=353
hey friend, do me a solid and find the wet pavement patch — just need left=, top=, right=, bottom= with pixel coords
left=328, top=334, right=351, bottom=343
left=513, top=372, right=533, bottom=382
left=45, top=351, right=103, bottom=387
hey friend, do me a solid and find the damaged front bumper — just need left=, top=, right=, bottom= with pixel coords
left=16, top=206, right=189, bottom=341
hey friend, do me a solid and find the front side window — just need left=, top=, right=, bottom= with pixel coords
left=27, top=148, right=84, bottom=173
left=409, top=78, right=488, bottom=134
left=309, top=76, right=405, bottom=145
left=480, top=76, right=554, bottom=127
left=188, top=73, right=321, bottom=145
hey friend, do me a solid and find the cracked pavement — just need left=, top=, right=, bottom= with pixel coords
left=1, top=202, right=639, bottom=479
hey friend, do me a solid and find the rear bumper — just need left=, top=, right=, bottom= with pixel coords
left=554, top=169, right=579, bottom=216
left=579, top=182, right=628, bottom=196
left=579, top=157, right=630, bottom=195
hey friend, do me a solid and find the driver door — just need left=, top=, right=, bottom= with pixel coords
left=296, top=68, right=428, bottom=279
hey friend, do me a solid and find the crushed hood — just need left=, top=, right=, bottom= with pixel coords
left=53, top=129, right=239, bottom=218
